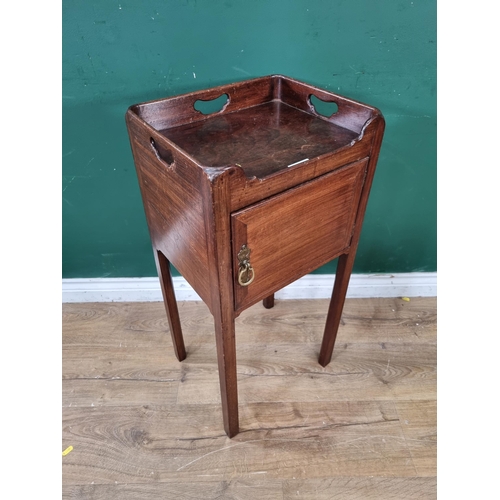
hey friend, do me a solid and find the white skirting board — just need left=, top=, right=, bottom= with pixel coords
left=62, top=273, right=437, bottom=303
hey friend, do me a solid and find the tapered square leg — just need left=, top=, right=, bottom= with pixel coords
left=155, top=250, right=186, bottom=362
left=318, top=253, right=354, bottom=367
left=263, top=294, right=275, bottom=309
left=213, top=302, right=239, bottom=437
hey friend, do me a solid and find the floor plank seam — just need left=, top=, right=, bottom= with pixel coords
left=62, top=298, right=436, bottom=489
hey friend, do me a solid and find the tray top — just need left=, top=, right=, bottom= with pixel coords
left=160, top=100, right=359, bottom=179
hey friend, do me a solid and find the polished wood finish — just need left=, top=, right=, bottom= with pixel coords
left=231, top=159, right=367, bottom=313
left=154, top=250, right=186, bottom=361
left=203, top=172, right=240, bottom=437
left=126, top=75, right=385, bottom=437
left=262, top=294, right=275, bottom=309
left=63, top=298, right=436, bottom=499
left=162, top=100, right=359, bottom=179
left=127, top=116, right=212, bottom=307
left=319, top=118, right=385, bottom=366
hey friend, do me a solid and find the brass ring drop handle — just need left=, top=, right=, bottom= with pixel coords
left=238, top=263, right=255, bottom=286
left=237, top=244, right=255, bottom=287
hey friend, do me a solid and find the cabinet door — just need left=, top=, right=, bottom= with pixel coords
left=231, top=158, right=368, bottom=312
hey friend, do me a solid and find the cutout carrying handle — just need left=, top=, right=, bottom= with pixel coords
left=194, top=93, right=230, bottom=115
left=150, top=137, right=174, bottom=167
left=309, top=94, right=339, bottom=118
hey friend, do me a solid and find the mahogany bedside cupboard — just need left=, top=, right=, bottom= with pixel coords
left=125, top=75, right=385, bottom=438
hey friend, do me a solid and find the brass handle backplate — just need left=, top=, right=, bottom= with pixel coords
left=237, top=244, right=255, bottom=286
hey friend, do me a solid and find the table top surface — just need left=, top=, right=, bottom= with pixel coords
left=160, top=100, right=359, bottom=179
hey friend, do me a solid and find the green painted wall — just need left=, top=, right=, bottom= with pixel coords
left=63, top=0, right=436, bottom=278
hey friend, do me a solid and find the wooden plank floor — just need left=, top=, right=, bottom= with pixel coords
left=62, top=297, right=436, bottom=499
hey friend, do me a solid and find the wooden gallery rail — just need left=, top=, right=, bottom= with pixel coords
left=126, top=75, right=385, bottom=437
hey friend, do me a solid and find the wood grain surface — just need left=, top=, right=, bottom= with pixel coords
left=231, top=159, right=367, bottom=311
left=126, top=75, right=385, bottom=436
left=63, top=297, right=436, bottom=499
left=162, top=100, right=359, bottom=178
